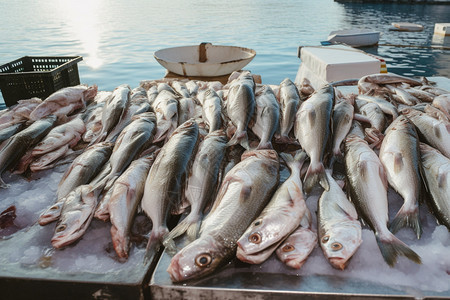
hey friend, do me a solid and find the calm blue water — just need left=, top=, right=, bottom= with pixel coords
left=1, top=0, right=449, bottom=109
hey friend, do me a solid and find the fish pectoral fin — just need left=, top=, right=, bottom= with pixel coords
left=307, top=109, right=316, bottom=126
left=433, top=124, right=442, bottom=139
left=393, top=152, right=404, bottom=174
left=239, top=185, right=252, bottom=202
left=438, top=170, right=447, bottom=189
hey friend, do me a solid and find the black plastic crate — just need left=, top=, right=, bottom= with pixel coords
left=0, top=56, right=83, bottom=107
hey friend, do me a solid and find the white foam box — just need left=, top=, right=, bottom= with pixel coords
left=434, top=23, right=450, bottom=36
left=295, top=45, right=381, bottom=90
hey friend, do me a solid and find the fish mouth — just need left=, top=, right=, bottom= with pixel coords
left=167, top=259, right=183, bottom=283
left=328, top=257, right=348, bottom=270
left=284, top=257, right=306, bottom=270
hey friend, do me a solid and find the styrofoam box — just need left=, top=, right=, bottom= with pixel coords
left=298, top=45, right=381, bottom=86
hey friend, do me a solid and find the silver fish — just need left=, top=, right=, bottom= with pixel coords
left=32, top=117, right=85, bottom=156
left=276, top=208, right=317, bottom=269
left=97, top=112, right=157, bottom=191
left=294, top=84, right=334, bottom=193
left=167, top=149, right=279, bottom=282
left=236, top=150, right=307, bottom=265
left=51, top=185, right=97, bottom=249
left=225, top=72, right=255, bottom=149
left=178, top=97, right=200, bottom=125
left=141, top=119, right=199, bottom=260
left=109, top=152, right=158, bottom=259
left=318, top=171, right=362, bottom=270
left=402, top=108, right=450, bottom=158
left=200, top=89, right=222, bottom=133
left=0, top=115, right=57, bottom=188
left=379, top=116, right=424, bottom=238
left=251, top=85, right=280, bottom=149
left=356, top=94, right=398, bottom=119
left=146, top=85, right=159, bottom=106
left=432, top=94, right=450, bottom=120
left=163, top=130, right=228, bottom=251
left=29, top=144, right=73, bottom=172
left=0, top=121, right=26, bottom=144
left=277, top=78, right=301, bottom=143
left=330, top=99, right=354, bottom=167
left=358, top=73, right=422, bottom=95
left=171, top=81, right=191, bottom=98
left=419, top=143, right=450, bottom=230
left=345, top=134, right=421, bottom=267
left=355, top=100, right=386, bottom=133
left=91, top=84, right=130, bottom=144
left=152, top=90, right=179, bottom=143
left=56, top=141, right=113, bottom=200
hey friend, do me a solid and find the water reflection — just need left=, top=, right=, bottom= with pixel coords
left=57, top=0, right=104, bottom=69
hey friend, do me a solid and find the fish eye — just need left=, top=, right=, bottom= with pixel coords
left=254, top=220, right=262, bottom=226
left=50, top=205, right=59, bottom=210
left=321, top=235, right=330, bottom=244
left=56, top=224, right=67, bottom=233
left=248, top=233, right=262, bottom=244
left=282, top=244, right=295, bottom=252
left=195, top=253, right=212, bottom=267
left=331, top=242, right=343, bottom=251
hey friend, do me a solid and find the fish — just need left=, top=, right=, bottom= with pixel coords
left=171, top=81, right=191, bottom=98
left=163, top=130, right=228, bottom=251
left=56, top=141, right=114, bottom=200
left=39, top=185, right=85, bottom=226
left=401, top=108, right=450, bottom=158
left=51, top=184, right=98, bottom=249
left=419, top=143, right=450, bottom=230
left=31, top=116, right=86, bottom=157
left=91, top=84, right=130, bottom=144
left=185, top=80, right=199, bottom=97
left=199, top=89, right=222, bottom=133
left=355, top=100, right=386, bottom=133
left=275, top=208, right=317, bottom=269
left=318, top=171, right=362, bottom=270
left=0, top=122, right=26, bottom=144
left=167, top=149, right=279, bottom=282
left=96, top=112, right=157, bottom=191
left=141, top=119, right=199, bottom=260
left=29, top=85, right=97, bottom=121
left=236, top=150, right=307, bottom=265
left=356, top=95, right=398, bottom=120
left=29, top=145, right=73, bottom=172
left=380, top=116, right=424, bottom=238
left=404, top=88, right=435, bottom=103
left=158, top=82, right=177, bottom=95
left=387, top=85, right=420, bottom=106
left=344, top=134, right=421, bottom=267
left=81, top=92, right=110, bottom=143
left=146, top=85, right=159, bottom=106
left=109, top=152, right=159, bottom=259
left=251, top=85, right=280, bottom=149
left=294, top=84, right=334, bottom=193
left=276, top=78, right=301, bottom=143
left=0, top=98, right=42, bottom=131
left=152, top=90, right=179, bottom=143
left=358, top=73, right=422, bottom=95
left=330, top=99, right=354, bottom=167
left=0, top=115, right=57, bottom=188
left=178, top=97, right=200, bottom=125
left=225, top=71, right=256, bottom=149
left=432, top=94, right=450, bottom=120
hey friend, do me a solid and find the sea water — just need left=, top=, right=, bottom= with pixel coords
left=0, top=0, right=449, bottom=108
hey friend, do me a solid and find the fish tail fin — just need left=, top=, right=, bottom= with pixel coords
left=163, top=215, right=202, bottom=252
left=143, top=227, right=167, bottom=265
left=304, top=161, right=329, bottom=193
left=328, top=151, right=344, bottom=169
left=376, top=233, right=422, bottom=267
left=256, top=141, right=272, bottom=150
left=0, top=176, right=10, bottom=189
left=227, top=130, right=249, bottom=149
left=389, top=204, right=422, bottom=239
left=280, top=150, right=308, bottom=171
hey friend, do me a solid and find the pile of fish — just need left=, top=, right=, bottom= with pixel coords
left=0, top=71, right=449, bottom=283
